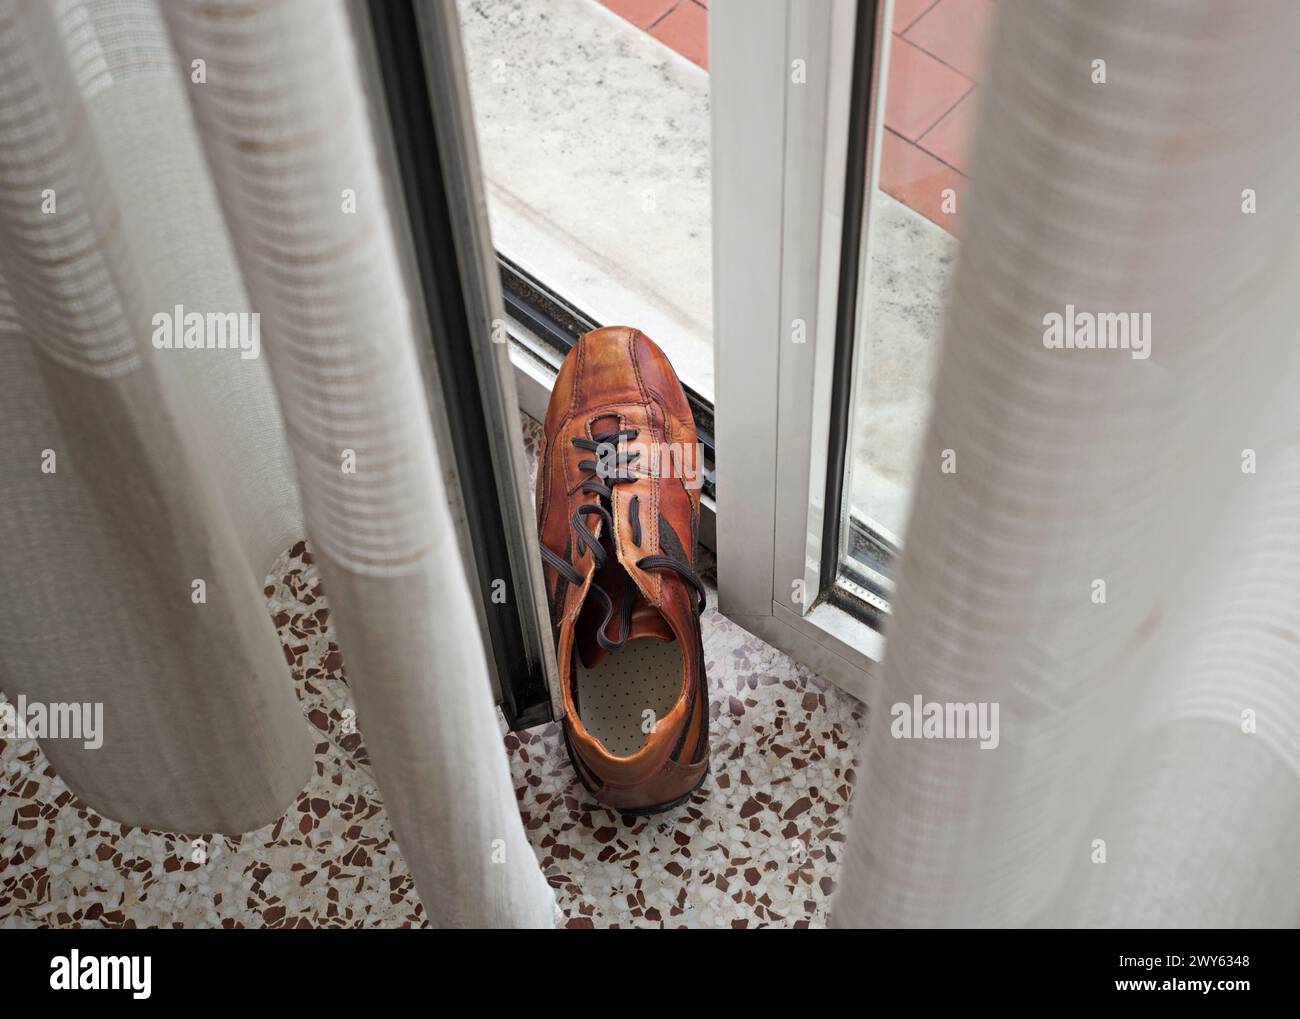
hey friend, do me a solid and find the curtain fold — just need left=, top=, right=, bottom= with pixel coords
left=0, top=0, right=311, bottom=833
left=1, top=0, right=554, bottom=927
left=832, top=0, right=1300, bottom=927
left=159, top=0, right=556, bottom=927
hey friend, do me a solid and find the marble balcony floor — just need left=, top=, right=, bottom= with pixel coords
left=1, top=414, right=868, bottom=929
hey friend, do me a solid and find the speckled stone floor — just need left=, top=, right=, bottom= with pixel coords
left=1, top=416, right=867, bottom=929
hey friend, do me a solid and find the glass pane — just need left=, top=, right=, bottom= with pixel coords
left=843, top=0, right=992, bottom=562
left=457, top=0, right=715, bottom=400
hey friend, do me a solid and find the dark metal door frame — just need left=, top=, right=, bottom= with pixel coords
left=361, top=0, right=558, bottom=730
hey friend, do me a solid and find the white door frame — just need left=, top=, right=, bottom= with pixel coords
left=710, top=0, right=890, bottom=702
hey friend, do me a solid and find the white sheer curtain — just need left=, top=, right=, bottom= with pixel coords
left=832, top=0, right=1300, bottom=927
left=0, top=0, right=554, bottom=928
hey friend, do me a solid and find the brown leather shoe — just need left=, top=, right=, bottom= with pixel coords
left=537, top=326, right=709, bottom=814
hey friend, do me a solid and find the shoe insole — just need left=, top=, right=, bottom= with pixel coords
left=576, top=638, right=683, bottom=758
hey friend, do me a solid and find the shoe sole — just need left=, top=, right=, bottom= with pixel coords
left=563, top=728, right=709, bottom=817
left=614, top=768, right=709, bottom=817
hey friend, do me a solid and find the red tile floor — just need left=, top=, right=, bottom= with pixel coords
left=599, top=0, right=995, bottom=236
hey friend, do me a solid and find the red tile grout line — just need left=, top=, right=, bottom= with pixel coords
left=648, top=0, right=708, bottom=68
left=646, top=1, right=680, bottom=30
left=895, top=0, right=941, bottom=35
left=884, top=125, right=966, bottom=179
left=647, top=0, right=703, bottom=31
left=914, top=85, right=974, bottom=148
left=893, top=32, right=978, bottom=90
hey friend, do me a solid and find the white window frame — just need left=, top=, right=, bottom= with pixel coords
left=710, top=0, right=890, bottom=702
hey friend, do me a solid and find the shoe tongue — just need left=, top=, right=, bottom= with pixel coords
left=576, top=529, right=675, bottom=670
left=627, top=598, right=676, bottom=642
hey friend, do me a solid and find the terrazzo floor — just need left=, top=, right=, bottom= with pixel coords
left=1, top=417, right=868, bottom=929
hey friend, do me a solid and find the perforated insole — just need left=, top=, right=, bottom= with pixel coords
left=576, top=638, right=683, bottom=757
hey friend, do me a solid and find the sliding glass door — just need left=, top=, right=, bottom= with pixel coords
left=712, top=0, right=977, bottom=700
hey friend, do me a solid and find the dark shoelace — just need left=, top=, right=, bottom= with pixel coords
left=540, top=428, right=708, bottom=652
